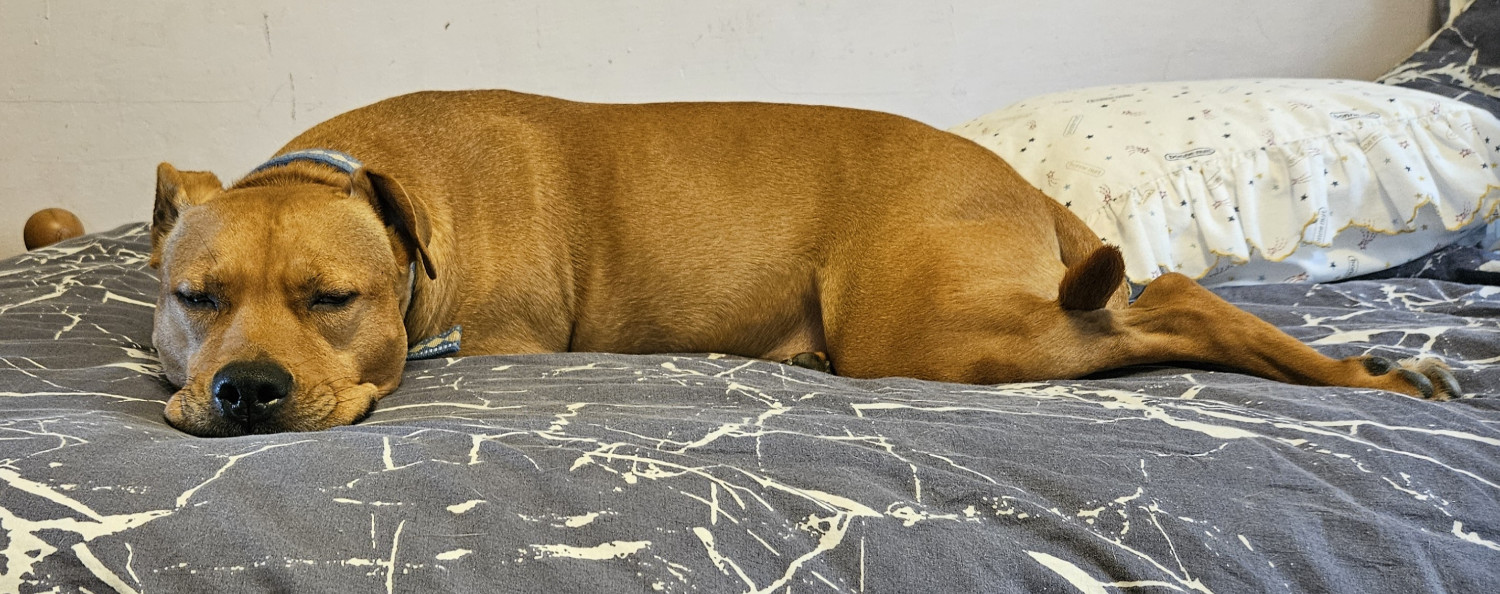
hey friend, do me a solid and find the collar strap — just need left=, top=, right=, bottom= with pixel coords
left=401, top=263, right=461, bottom=359
left=407, top=325, right=463, bottom=360
left=250, top=149, right=364, bottom=176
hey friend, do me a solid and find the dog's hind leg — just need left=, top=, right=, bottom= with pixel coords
left=835, top=240, right=1458, bottom=400
left=1096, top=264, right=1460, bottom=399
left=1023, top=202, right=1456, bottom=397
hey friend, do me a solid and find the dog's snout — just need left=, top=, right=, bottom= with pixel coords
left=210, top=360, right=293, bottom=423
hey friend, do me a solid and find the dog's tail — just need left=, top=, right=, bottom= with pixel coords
left=1058, top=245, right=1125, bottom=311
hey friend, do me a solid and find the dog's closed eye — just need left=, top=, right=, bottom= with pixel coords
left=175, top=290, right=221, bottom=311
left=310, top=291, right=359, bottom=310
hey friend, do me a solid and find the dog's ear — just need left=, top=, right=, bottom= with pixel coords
left=349, top=168, right=437, bottom=280
left=151, top=162, right=223, bottom=268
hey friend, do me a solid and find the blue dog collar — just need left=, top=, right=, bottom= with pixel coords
left=250, top=149, right=363, bottom=175
left=407, top=325, right=462, bottom=360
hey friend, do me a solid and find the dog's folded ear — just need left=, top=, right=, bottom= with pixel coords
left=350, top=168, right=438, bottom=280
left=151, top=163, right=223, bottom=268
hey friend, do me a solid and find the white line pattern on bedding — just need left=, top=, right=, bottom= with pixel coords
left=0, top=224, right=1496, bottom=592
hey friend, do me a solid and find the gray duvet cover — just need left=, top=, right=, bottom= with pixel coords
left=1, top=224, right=1496, bottom=592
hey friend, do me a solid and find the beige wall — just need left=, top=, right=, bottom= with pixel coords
left=0, top=0, right=1435, bottom=258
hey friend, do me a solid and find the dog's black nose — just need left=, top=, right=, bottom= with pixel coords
left=210, top=360, right=293, bottom=423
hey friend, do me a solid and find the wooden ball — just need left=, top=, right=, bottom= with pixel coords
left=24, top=208, right=85, bottom=250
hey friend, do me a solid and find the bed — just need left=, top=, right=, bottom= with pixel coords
left=2, top=226, right=1498, bottom=592
left=6, top=4, right=1500, bottom=592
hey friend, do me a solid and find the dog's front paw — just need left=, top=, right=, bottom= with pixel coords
left=783, top=351, right=833, bottom=374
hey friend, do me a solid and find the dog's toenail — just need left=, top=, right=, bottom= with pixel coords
left=1361, top=356, right=1393, bottom=375
left=1395, top=368, right=1434, bottom=399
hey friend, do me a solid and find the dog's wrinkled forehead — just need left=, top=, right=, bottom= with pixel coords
left=163, top=186, right=399, bottom=284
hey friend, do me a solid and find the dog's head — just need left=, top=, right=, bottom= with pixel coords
left=149, top=162, right=435, bottom=436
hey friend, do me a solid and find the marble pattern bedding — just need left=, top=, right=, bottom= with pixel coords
left=1, top=225, right=1497, bottom=592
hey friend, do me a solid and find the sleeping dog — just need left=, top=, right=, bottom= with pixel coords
left=149, top=90, right=1459, bottom=436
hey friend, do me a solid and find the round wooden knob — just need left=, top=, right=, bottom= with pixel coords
left=24, top=208, right=85, bottom=250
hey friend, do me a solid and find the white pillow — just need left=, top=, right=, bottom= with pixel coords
left=951, top=79, right=1500, bottom=286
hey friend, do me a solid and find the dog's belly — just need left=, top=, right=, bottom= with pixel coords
left=567, top=256, right=822, bottom=358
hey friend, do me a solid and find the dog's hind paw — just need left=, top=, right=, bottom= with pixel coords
left=783, top=352, right=833, bottom=374
left=1361, top=355, right=1462, bottom=400
left=1401, top=358, right=1461, bottom=401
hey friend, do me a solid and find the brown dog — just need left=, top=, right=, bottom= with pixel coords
left=149, top=90, right=1458, bottom=437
